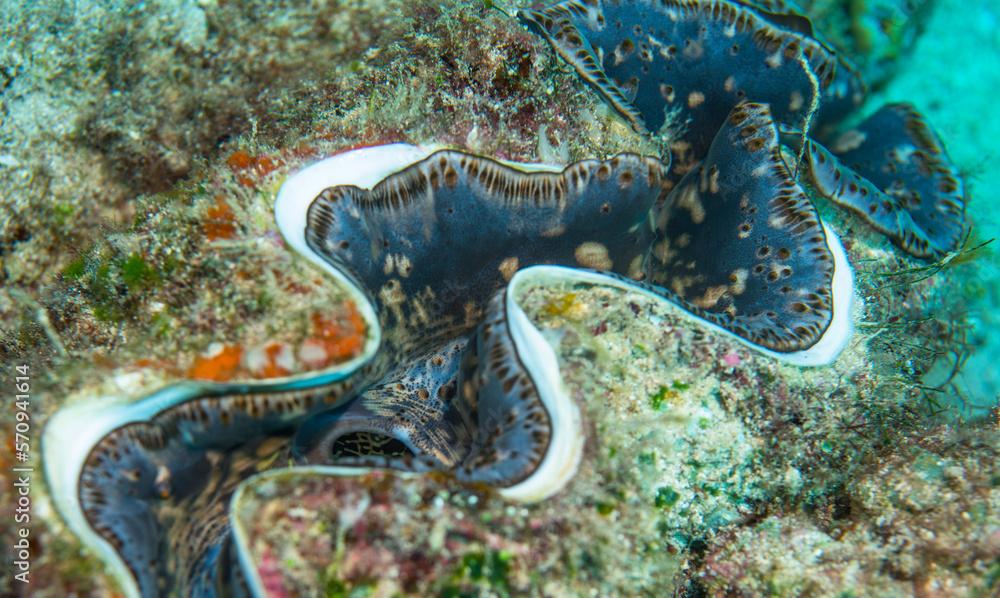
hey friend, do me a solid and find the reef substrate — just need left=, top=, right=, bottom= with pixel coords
left=0, top=0, right=995, bottom=595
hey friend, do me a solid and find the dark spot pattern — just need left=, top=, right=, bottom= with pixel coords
left=520, top=0, right=965, bottom=257
left=518, top=0, right=864, bottom=178
left=304, top=150, right=665, bottom=339
left=293, top=338, right=471, bottom=473
left=647, top=103, right=835, bottom=351
left=797, top=104, right=968, bottom=257
left=453, top=292, right=552, bottom=485
left=78, top=382, right=349, bottom=595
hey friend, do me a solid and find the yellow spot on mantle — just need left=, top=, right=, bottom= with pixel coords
left=574, top=241, right=613, bottom=270
left=498, top=256, right=519, bottom=281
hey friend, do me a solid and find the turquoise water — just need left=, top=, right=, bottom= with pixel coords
left=876, top=0, right=1000, bottom=406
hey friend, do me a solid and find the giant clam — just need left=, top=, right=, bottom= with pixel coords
left=41, top=1, right=968, bottom=595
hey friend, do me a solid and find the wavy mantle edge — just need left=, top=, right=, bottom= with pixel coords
left=42, top=142, right=856, bottom=598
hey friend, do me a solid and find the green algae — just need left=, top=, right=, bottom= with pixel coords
left=655, top=486, right=680, bottom=510
left=119, top=253, right=160, bottom=290
left=62, top=250, right=160, bottom=321
left=322, top=576, right=376, bottom=598
left=446, top=549, right=514, bottom=595
left=648, top=385, right=672, bottom=411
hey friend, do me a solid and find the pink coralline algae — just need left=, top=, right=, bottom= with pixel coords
left=722, top=351, right=742, bottom=367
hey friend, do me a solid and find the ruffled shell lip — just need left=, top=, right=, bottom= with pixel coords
left=44, top=136, right=856, bottom=597
left=42, top=143, right=442, bottom=598
left=42, top=364, right=375, bottom=598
